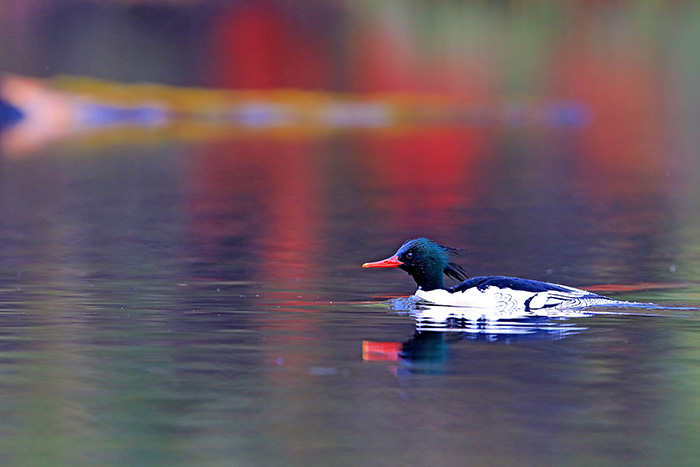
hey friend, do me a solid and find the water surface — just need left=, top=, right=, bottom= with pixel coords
left=0, top=134, right=699, bottom=466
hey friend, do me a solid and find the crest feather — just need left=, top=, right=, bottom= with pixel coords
left=437, top=243, right=469, bottom=282
left=444, top=261, right=469, bottom=282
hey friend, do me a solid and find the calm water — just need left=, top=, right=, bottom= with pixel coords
left=0, top=133, right=699, bottom=466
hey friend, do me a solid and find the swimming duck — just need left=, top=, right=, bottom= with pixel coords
left=362, top=237, right=614, bottom=312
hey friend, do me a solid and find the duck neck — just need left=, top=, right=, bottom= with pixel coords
left=413, top=271, right=446, bottom=291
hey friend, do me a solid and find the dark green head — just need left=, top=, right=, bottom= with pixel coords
left=363, top=237, right=468, bottom=290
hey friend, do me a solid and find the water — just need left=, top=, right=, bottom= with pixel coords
left=0, top=135, right=699, bottom=466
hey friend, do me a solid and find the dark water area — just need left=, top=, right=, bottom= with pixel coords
left=2, top=0, right=700, bottom=465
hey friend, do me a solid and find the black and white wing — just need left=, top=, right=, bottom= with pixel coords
left=450, top=276, right=614, bottom=312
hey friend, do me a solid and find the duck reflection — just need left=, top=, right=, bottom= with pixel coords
left=401, top=299, right=589, bottom=340
left=363, top=298, right=588, bottom=374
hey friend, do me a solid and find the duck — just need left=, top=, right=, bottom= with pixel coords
left=362, top=237, right=615, bottom=312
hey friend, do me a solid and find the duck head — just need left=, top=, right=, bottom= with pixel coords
left=362, top=238, right=468, bottom=291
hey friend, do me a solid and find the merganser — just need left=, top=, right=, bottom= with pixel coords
left=362, top=238, right=615, bottom=312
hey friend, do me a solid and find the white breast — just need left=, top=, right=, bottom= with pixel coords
left=415, top=285, right=568, bottom=315
left=415, top=285, right=616, bottom=314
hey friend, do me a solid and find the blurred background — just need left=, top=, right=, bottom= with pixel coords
left=2, top=1, right=700, bottom=465
left=2, top=0, right=700, bottom=290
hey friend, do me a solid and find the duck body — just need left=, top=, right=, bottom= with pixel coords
left=363, top=238, right=614, bottom=313
left=416, top=275, right=613, bottom=312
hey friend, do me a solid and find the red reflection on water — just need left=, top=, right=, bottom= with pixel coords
left=184, top=137, right=341, bottom=413
left=184, top=138, right=327, bottom=387
left=355, top=128, right=488, bottom=234
left=554, top=39, right=667, bottom=199
left=253, top=138, right=324, bottom=297
left=362, top=340, right=401, bottom=362
left=184, top=137, right=323, bottom=287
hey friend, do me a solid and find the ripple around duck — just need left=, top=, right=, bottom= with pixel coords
left=381, top=296, right=698, bottom=342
